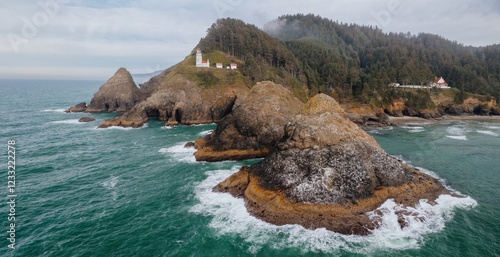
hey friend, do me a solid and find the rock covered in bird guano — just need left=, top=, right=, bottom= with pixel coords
left=194, top=81, right=304, bottom=162
left=65, top=102, right=87, bottom=113
left=85, top=68, right=142, bottom=113
left=214, top=94, right=449, bottom=235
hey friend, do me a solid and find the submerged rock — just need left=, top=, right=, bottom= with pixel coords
left=215, top=94, right=449, bottom=235
left=86, top=68, right=142, bottom=113
left=194, top=81, right=304, bottom=162
left=78, top=117, right=95, bottom=122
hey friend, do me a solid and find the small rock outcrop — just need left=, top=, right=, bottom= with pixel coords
left=85, top=68, right=142, bottom=113
left=184, top=142, right=195, bottom=148
left=78, top=117, right=95, bottom=122
left=194, top=81, right=304, bottom=162
left=65, top=102, right=87, bottom=113
left=343, top=104, right=390, bottom=126
left=215, top=94, right=449, bottom=235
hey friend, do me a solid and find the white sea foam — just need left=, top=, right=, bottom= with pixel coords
left=368, top=126, right=394, bottom=135
left=446, top=126, right=467, bottom=135
left=191, top=168, right=477, bottom=254
left=198, top=130, right=213, bottom=136
left=191, top=123, right=216, bottom=127
left=101, top=176, right=119, bottom=200
left=446, top=135, right=468, bottom=140
left=96, top=124, right=149, bottom=130
left=476, top=130, right=498, bottom=137
left=41, top=108, right=66, bottom=113
left=400, top=126, right=425, bottom=133
left=159, top=142, right=196, bottom=163
left=367, top=130, right=382, bottom=135
left=485, top=125, right=500, bottom=130
left=445, top=125, right=469, bottom=140
left=161, top=126, right=173, bottom=130
left=101, top=176, right=119, bottom=189
left=48, top=119, right=83, bottom=125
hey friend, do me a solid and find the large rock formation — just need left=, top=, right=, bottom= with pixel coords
left=86, top=68, right=142, bottom=113
left=98, top=61, right=251, bottom=128
left=194, top=81, right=304, bottom=162
left=215, top=94, right=449, bottom=235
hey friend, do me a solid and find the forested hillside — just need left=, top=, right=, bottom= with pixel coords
left=265, top=14, right=500, bottom=100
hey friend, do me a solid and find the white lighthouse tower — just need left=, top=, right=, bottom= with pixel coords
left=196, top=48, right=210, bottom=68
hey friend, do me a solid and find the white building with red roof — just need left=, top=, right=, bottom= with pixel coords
left=431, top=77, right=450, bottom=88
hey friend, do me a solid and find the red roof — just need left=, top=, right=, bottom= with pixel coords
left=434, top=77, right=447, bottom=84
left=201, top=60, right=208, bottom=64
left=230, top=63, right=237, bottom=66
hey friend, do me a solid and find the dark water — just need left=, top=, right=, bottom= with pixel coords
left=0, top=79, right=498, bottom=256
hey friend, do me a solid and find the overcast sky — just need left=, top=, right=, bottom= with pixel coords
left=1, top=0, right=499, bottom=80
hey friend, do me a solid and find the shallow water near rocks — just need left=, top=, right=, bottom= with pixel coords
left=1, top=79, right=499, bottom=256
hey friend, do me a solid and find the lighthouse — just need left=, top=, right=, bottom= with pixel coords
left=196, top=49, right=210, bottom=68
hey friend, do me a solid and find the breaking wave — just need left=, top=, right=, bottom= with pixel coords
left=191, top=168, right=477, bottom=255
left=159, top=142, right=196, bottom=163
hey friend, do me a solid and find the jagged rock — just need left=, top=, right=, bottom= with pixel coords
left=344, top=104, right=390, bottom=126
left=194, top=81, right=304, bottom=162
left=65, top=102, right=87, bottom=113
left=98, top=118, right=147, bottom=129
left=184, top=142, right=195, bottom=148
left=78, top=117, right=95, bottom=122
left=419, top=109, right=442, bottom=119
left=85, top=68, right=142, bottom=113
left=383, top=99, right=405, bottom=117
left=491, top=105, right=500, bottom=115
left=215, top=94, right=449, bottom=235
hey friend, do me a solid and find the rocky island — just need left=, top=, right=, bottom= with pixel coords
left=214, top=94, right=449, bottom=235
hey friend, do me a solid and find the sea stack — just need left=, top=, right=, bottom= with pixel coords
left=194, top=81, right=304, bottom=162
left=85, top=67, right=142, bottom=113
left=214, top=94, right=449, bottom=235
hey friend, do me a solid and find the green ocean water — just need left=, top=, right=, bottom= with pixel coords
left=0, top=79, right=499, bottom=257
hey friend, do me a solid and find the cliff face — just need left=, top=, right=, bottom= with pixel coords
left=194, top=81, right=304, bottom=162
left=86, top=68, right=142, bottom=113
left=215, top=94, right=449, bottom=235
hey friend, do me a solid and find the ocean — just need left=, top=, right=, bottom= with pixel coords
left=0, top=79, right=499, bottom=257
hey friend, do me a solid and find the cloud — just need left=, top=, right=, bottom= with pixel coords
left=0, top=0, right=499, bottom=79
